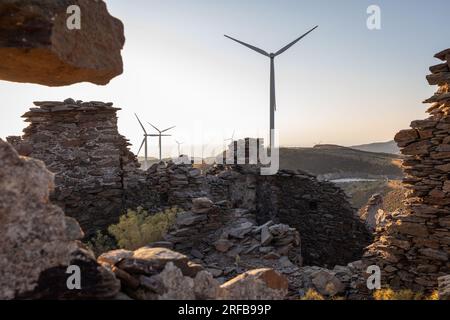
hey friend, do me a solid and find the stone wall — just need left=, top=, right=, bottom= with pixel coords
left=9, top=99, right=145, bottom=236
left=365, top=49, right=450, bottom=292
left=9, top=101, right=213, bottom=236
left=0, top=139, right=119, bottom=299
left=206, top=165, right=372, bottom=268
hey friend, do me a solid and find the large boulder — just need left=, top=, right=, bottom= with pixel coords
left=218, top=269, right=288, bottom=300
left=0, top=139, right=120, bottom=299
left=0, top=0, right=124, bottom=86
left=101, top=246, right=289, bottom=300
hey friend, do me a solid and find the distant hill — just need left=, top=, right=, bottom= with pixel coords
left=350, top=140, right=400, bottom=155
left=280, top=145, right=403, bottom=180
left=137, top=144, right=404, bottom=180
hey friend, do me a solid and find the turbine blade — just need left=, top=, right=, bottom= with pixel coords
left=147, top=122, right=161, bottom=133
left=162, top=126, right=176, bottom=133
left=274, top=25, right=318, bottom=56
left=137, top=138, right=145, bottom=155
left=224, top=35, right=269, bottom=57
left=135, top=113, right=147, bottom=134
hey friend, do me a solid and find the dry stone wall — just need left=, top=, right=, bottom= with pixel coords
left=206, top=164, right=372, bottom=268
left=0, top=139, right=120, bottom=300
left=9, top=99, right=145, bottom=236
left=365, top=49, right=450, bottom=292
left=9, top=101, right=212, bottom=236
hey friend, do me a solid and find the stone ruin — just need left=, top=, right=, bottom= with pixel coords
left=8, top=99, right=372, bottom=270
left=365, top=49, right=450, bottom=292
left=206, top=165, right=371, bottom=267
left=8, top=99, right=144, bottom=236
left=0, top=139, right=120, bottom=300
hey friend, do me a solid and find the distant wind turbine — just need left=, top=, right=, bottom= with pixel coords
left=135, top=113, right=151, bottom=168
left=224, top=26, right=318, bottom=150
left=224, top=130, right=236, bottom=144
left=175, top=140, right=184, bottom=157
left=147, top=122, right=176, bottom=161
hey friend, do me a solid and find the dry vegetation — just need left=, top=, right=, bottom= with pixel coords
left=108, top=207, right=179, bottom=250
left=299, top=289, right=439, bottom=300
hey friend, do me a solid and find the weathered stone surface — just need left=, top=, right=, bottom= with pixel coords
left=0, top=139, right=76, bottom=299
left=0, top=139, right=120, bottom=299
left=0, top=0, right=125, bottom=86
left=125, top=247, right=190, bottom=275
left=11, top=100, right=146, bottom=236
left=98, top=249, right=134, bottom=266
left=365, top=49, right=450, bottom=293
left=192, top=197, right=214, bottom=214
left=360, top=194, right=384, bottom=231
left=438, top=275, right=450, bottom=300
left=394, top=129, right=419, bottom=146
left=219, top=269, right=288, bottom=300
left=311, top=269, right=345, bottom=297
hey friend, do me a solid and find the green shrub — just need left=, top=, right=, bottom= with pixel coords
left=108, top=206, right=179, bottom=250
left=86, top=230, right=117, bottom=257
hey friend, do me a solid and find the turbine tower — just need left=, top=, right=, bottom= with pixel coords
left=147, top=122, right=176, bottom=161
left=224, top=130, right=236, bottom=148
left=135, top=113, right=151, bottom=168
left=225, top=26, right=318, bottom=150
left=175, top=140, right=184, bottom=157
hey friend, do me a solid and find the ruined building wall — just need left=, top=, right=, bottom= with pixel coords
left=8, top=100, right=211, bottom=236
left=365, top=49, right=450, bottom=292
left=206, top=165, right=372, bottom=268
left=9, top=99, right=145, bottom=236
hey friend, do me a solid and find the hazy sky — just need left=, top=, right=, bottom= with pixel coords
left=1, top=0, right=450, bottom=158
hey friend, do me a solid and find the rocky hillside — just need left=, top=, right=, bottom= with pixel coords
left=351, top=140, right=400, bottom=155
left=279, top=145, right=403, bottom=180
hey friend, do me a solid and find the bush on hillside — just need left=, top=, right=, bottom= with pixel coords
left=108, top=206, right=179, bottom=250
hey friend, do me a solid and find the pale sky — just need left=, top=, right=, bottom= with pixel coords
left=1, top=0, right=449, bottom=158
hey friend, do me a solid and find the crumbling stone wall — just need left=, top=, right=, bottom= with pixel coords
left=9, top=100, right=212, bottom=236
left=206, top=165, right=372, bottom=268
left=0, top=139, right=119, bottom=300
left=365, top=49, right=450, bottom=292
left=9, top=99, right=146, bottom=236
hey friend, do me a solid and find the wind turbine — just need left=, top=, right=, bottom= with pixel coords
left=224, top=130, right=236, bottom=144
left=175, top=140, right=184, bottom=157
left=224, top=25, right=318, bottom=150
left=135, top=113, right=151, bottom=168
left=147, top=122, right=176, bottom=161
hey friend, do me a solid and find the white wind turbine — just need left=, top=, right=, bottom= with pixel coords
left=225, top=26, right=318, bottom=150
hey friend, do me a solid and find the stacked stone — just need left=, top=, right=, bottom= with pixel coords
left=151, top=198, right=302, bottom=283
left=359, top=194, right=384, bottom=232
left=365, top=49, right=450, bottom=292
left=206, top=165, right=371, bottom=268
left=144, top=161, right=208, bottom=210
left=14, top=99, right=142, bottom=236
left=0, top=139, right=120, bottom=300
